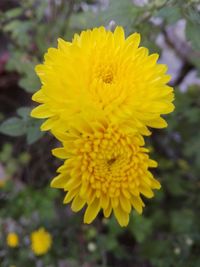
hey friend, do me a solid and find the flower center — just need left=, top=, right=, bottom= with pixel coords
left=107, top=157, right=116, bottom=165
left=74, top=126, right=145, bottom=198
left=101, top=70, right=114, bottom=84
left=96, top=64, right=114, bottom=84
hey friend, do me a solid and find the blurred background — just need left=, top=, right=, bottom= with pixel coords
left=0, top=0, right=200, bottom=266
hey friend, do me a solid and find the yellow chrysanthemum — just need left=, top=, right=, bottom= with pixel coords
left=30, top=228, right=52, bottom=256
left=51, top=119, right=161, bottom=227
left=6, top=232, right=19, bottom=248
left=0, top=179, right=6, bottom=188
left=31, top=26, right=174, bottom=136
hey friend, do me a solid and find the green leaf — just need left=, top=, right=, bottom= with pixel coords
left=0, top=117, right=26, bottom=137
left=103, top=0, right=138, bottom=29
left=26, top=119, right=44, bottom=144
left=0, top=143, right=13, bottom=162
left=17, top=107, right=32, bottom=120
left=0, top=108, right=44, bottom=143
left=19, top=73, right=40, bottom=93
left=4, top=19, right=33, bottom=46
left=4, top=20, right=22, bottom=32
left=156, top=6, right=182, bottom=24
left=186, top=20, right=200, bottom=51
left=165, top=174, right=187, bottom=196
left=17, top=107, right=44, bottom=144
left=141, top=239, right=172, bottom=262
left=70, top=0, right=139, bottom=33
left=129, top=213, right=153, bottom=243
left=170, top=209, right=196, bottom=234
left=4, top=7, right=22, bottom=19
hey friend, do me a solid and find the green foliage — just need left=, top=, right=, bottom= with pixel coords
left=129, top=213, right=153, bottom=243
left=186, top=20, right=200, bottom=51
left=0, top=107, right=44, bottom=144
left=0, top=117, right=26, bottom=137
left=5, top=51, right=40, bottom=93
left=71, top=0, right=139, bottom=31
left=0, top=143, right=30, bottom=177
left=156, top=5, right=182, bottom=24
left=185, top=6, right=200, bottom=51
left=1, top=185, right=58, bottom=222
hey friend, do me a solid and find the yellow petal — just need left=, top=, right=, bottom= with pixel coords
left=146, top=117, right=168, bottom=128
left=71, top=195, right=86, bottom=212
left=57, top=38, right=70, bottom=50
left=56, top=164, right=67, bottom=173
left=122, top=188, right=131, bottom=199
left=148, top=159, right=158, bottom=168
left=113, top=206, right=129, bottom=227
left=147, top=53, right=159, bottom=66
left=79, top=181, right=89, bottom=197
left=143, top=102, right=174, bottom=114
left=31, top=104, right=54, bottom=118
left=84, top=198, right=101, bottom=224
left=130, top=196, right=144, bottom=214
left=52, top=148, right=68, bottom=159
left=50, top=174, right=68, bottom=188
left=41, top=117, right=57, bottom=131
left=35, top=64, right=46, bottom=76
left=103, top=203, right=112, bottom=218
left=63, top=188, right=78, bottom=204
left=32, top=89, right=46, bottom=103
left=125, top=32, right=141, bottom=49
left=100, top=194, right=109, bottom=209
left=111, top=197, right=119, bottom=208
left=119, top=195, right=131, bottom=213
left=139, top=185, right=154, bottom=198
left=64, top=177, right=81, bottom=191
left=114, top=26, right=125, bottom=45
left=150, top=177, right=161, bottom=189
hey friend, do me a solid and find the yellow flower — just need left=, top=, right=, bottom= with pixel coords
left=30, top=228, right=52, bottom=256
left=6, top=232, right=19, bottom=248
left=31, top=26, right=174, bottom=136
left=0, top=179, right=6, bottom=188
left=0, top=164, right=7, bottom=188
left=51, top=118, right=161, bottom=227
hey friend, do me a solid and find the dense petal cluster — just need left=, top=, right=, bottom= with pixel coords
left=31, top=26, right=174, bottom=226
left=31, top=26, right=174, bottom=136
left=6, top=232, right=19, bottom=248
left=30, top=228, right=52, bottom=256
left=51, top=119, right=160, bottom=226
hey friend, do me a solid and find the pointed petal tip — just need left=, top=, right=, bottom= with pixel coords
left=83, top=199, right=101, bottom=224
left=40, top=121, right=50, bottom=131
left=30, top=109, right=35, bottom=118
left=50, top=179, right=56, bottom=188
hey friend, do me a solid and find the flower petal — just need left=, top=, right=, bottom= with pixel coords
left=84, top=198, right=101, bottom=224
left=113, top=206, right=129, bottom=227
left=71, top=195, right=86, bottom=212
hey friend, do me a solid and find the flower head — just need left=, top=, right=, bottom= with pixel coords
left=0, top=179, right=6, bottom=188
left=51, top=119, right=160, bottom=226
left=6, top=232, right=19, bottom=248
left=30, top=228, right=52, bottom=256
left=31, top=26, right=174, bottom=136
